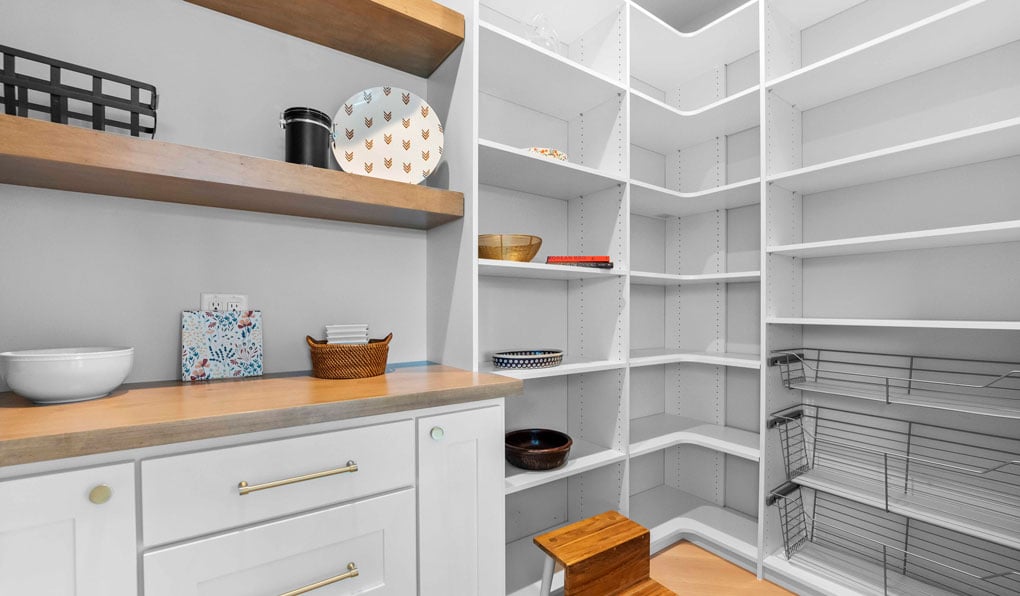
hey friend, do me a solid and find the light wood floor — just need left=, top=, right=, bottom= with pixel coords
left=650, top=541, right=793, bottom=596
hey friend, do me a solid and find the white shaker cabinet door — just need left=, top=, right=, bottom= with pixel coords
left=0, top=462, right=137, bottom=596
left=144, top=489, right=416, bottom=596
left=417, top=404, right=505, bottom=596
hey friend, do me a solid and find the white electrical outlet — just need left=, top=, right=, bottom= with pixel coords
left=200, top=293, right=249, bottom=312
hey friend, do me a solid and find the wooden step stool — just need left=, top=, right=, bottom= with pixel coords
left=534, top=511, right=675, bottom=596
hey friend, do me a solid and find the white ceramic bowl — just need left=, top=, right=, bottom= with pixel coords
left=0, top=347, right=134, bottom=404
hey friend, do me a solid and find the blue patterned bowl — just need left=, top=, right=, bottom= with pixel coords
left=492, top=350, right=563, bottom=369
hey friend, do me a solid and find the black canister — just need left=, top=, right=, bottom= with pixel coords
left=280, top=107, right=334, bottom=169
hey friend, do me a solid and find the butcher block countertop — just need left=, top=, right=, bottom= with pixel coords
left=0, top=365, right=522, bottom=467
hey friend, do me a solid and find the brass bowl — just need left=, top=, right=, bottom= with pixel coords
left=478, top=234, right=542, bottom=262
left=505, top=428, right=572, bottom=470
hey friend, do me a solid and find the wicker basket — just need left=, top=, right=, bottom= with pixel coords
left=306, top=333, right=392, bottom=379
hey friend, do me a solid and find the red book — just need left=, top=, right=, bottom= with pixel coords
left=546, top=255, right=611, bottom=263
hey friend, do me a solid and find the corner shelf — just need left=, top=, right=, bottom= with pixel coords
left=630, top=0, right=759, bottom=91
left=766, top=0, right=1020, bottom=110
left=630, top=86, right=760, bottom=154
left=629, top=178, right=761, bottom=218
left=630, top=271, right=760, bottom=285
left=184, top=0, right=464, bottom=78
left=629, top=485, right=759, bottom=559
left=630, top=348, right=761, bottom=369
left=629, top=414, right=760, bottom=460
left=767, top=117, right=1020, bottom=195
left=768, top=220, right=1020, bottom=258
left=0, top=115, right=464, bottom=230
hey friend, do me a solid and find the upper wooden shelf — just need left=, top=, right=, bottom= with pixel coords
left=0, top=115, right=463, bottom=230
left=185, top=0, right=465, bottom=78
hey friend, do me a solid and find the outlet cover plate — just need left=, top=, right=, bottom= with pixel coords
left=201, top=293, right=249, bottom=312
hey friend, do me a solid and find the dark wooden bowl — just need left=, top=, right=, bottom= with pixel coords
left=505, top=429, right=573, bottom=470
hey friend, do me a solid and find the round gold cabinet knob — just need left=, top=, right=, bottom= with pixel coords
left=89, top=484, right=112, bottom=505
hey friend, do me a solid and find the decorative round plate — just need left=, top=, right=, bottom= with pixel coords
left=492, top=350, right=564, bottom=370
left=332, top=86, right=444, bottom=184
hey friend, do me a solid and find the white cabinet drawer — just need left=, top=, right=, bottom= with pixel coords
left=144, top=488, right=416, bottom=596
left=142, top=420, right=413, bottom=545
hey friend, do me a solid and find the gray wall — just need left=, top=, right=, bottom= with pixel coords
left=0, top=0, right=443, bottom=386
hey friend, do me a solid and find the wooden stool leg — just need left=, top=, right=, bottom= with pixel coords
left=539, top=555, right=555, bottom=596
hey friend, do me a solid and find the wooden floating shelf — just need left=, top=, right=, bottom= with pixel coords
left=185, top=0, right=464, bottom=78
left=0, top=115, right=463, bottom=230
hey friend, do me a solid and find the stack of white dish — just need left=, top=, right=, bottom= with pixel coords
left=325, top=324, right=369, bottom=344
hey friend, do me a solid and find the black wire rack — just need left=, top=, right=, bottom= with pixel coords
left=0, top=44, right=157, bottom=137
left=768, top=484, right=1020, bottom=596
left=767, top=405, right=1020, bottom=552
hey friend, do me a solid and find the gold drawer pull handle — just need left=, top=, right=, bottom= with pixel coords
left=280, top=562, right=358, bottom=596
left=238, top=460, right=358, bottom=495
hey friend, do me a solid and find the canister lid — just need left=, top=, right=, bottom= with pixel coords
left=281, top=107, right=332, bottom=127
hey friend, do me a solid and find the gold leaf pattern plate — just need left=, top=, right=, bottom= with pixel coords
left=332, top=86, right=444, bottom=184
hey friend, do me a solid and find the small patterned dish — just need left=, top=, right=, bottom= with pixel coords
left=526, top=147, right=568, bottom=161
left=492, top=349, right=564, bottom=369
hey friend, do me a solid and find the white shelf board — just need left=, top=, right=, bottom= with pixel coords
left=630, top=178, right=761, bottom=218
left=794, top=469, right=1020, bottom=551
left=479, top=21, right=625, bottom=119
left=479, top=139, right=625, bottom=199
left=790, top=379, right=1020, bottom=420
left=479, top=259, right=624, bottom=280
left=767, top=0, right=1020, bottom=110
left=768, top=220, right=1020, bottom=258
left=480, top=359, right=627, bottom=381
left=630, top=87, right=760, bottom=154
left=630, top=270, right=760, bottom=285
left=630, top=348, right=761, bottom=369
left=770, top=0, right=869, bottom=29
left=768, top=117, right=1020, bottom=194
left=629, top=414, right=760, bottom=460
left=504, top=438, right=626, bottom=494
left=768, top=317, right=1020, bottom=330
left=630, top=485, right=758, bottom=558
left=630, top=0, right=758, bottom=91
left=765, top=543, right=959, bottom=596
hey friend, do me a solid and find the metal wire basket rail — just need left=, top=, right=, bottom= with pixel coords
left=770, top=348, right=1020, bottom=418
left=767, top=484, right=1020, bottom=596
left=768, top=405, right=1020, bottom=550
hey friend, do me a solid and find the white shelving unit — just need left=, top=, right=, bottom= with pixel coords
left=470, top=0, right=1020, bottom=592
left=760, top=0, right=1020, bottom=593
